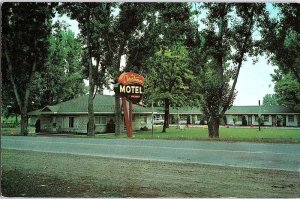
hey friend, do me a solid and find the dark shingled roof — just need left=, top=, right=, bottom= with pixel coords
left=29, top=95, right=152, bottom=115
left=225, top=106, right=299, bottom=114
left=29, top=95, right=300, bottom=116
left=154, top=106, right=299, bottom=115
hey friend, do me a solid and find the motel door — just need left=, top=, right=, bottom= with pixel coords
left=272, top=116, right=276, bottom=126
left=248, top=115, right=252, bottom=126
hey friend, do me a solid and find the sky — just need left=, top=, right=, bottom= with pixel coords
left=54, top=5, right=277, bottom=106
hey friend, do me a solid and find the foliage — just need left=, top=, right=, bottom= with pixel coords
left=104, top=3, right=156, bottom=135
left=190, top=3, right=267, bottom=138
left=126, top=3, right=194, bottom=87
left=145, top=45, right=194, bottom=132
left=263, top=94, right=279, bottom=106
left=58, top=3, right=114, bottom=136
left=261, top=3, right=300, bottom=83
left=2, top=2, right=56, bottom=135
left=31, top=21, right=86, bottom=108
left=145, top=45, right=193, bottom=106
left=264, top=4, right=300, bottom=112
left=135, top=3, right=194, bottom=132
left=273, top=73, right=300, bottom=111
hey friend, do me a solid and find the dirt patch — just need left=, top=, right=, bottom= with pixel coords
left=2, top=149, right=300, bottom=197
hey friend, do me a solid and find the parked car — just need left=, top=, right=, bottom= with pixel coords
left=153, top=118, right=164, bottom=124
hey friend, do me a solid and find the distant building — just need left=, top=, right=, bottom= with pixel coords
left=29, top=95, right=300, bottom=134
left=154, top=106, right=300, bottom=127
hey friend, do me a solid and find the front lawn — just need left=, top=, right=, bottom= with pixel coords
left=3, top=125, right=300, bottom=143
left=93, top=126, right=300, bottom=143
left=1, top=127, right=35, bottom=136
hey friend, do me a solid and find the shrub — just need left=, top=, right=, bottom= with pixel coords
left=140, top=126, right=149, bottom=131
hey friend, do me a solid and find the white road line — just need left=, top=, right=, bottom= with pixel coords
left=3, top=138, right=300, bottom=156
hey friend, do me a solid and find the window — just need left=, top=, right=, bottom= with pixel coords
left=264, top=115, right=269, bottom=122
left=237, top=115, right=243, bottom=122
left=288, top=115, right=294, bottom=123
left=142, top=116, right=147, bottom=124
left=255, top=115, right=259, bottom=122
left=69, top=117, right=74, bottom=128
left=180, top=115, right=187, bottom=120
left=95, top=116, right=107, bottom=125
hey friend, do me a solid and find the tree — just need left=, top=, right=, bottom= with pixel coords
left=129, top=3, right=195, bottom=133
left=263, top=94, right=279, bottom=106
left=2, top=2, right=56, bottom=135
left=273, top=73, right=300, bottom=111
left=105, top=3, right=151, bottom=135
left=31, top=21, right=86, bottom=108
left=145, top=45, right=194, bottom=132
left=261, top=4, right=300, bottom=84
left=59, top=3, right=113, bottom=136
left=191, top=3, right=267, bottom=138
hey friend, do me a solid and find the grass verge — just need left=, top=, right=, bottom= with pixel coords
left=2, top=149, right=300, bottom=197
left=3, top=126, right=300, bottom=143
left=1, top=127, right=35, bottom=136
left=71, top=126, right=300, bottom=143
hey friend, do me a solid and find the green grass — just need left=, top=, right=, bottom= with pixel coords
left=84, top=126, right=300, bottom=143
left=1, top=127, right=35, bottom=136
left=2, top=149, right=300, bottom=197
left=2, top=125, right=300, bottom=143
left=1, top=115, right=20, bottom=123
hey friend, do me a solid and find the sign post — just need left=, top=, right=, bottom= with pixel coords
left=258, top=100, right=261, bottom=131
left=117, top=72, right=144, bottom=138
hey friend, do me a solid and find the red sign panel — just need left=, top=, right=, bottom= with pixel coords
left=118, top=72, right=144, bottom=103
left=118, top=72, right=144, bottom=86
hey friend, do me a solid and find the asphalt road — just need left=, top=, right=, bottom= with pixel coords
left=2, top=136, right=300, bottom=172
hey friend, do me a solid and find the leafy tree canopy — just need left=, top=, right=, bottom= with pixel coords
left=273, top=72, right=300, bottom=111
left=263, top=94, right=279, bottom=106
left=261, top=3, right=300, bottom=83
left=2, top=2, right=56, bottom=135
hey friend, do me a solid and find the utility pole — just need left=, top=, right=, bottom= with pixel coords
left=258, top=100, right=261, bottom=131
left=151, top=101, right=154, bottom=137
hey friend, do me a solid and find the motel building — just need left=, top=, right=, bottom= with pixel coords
left=28, top=94, right=300, bottom=134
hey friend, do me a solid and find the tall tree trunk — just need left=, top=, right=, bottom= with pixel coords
left=87, top=82, right=95, bottom=136
left=221, top=7, right=255, bottom=116
left=162, top=98, right=169, bottom=133
left=20, top=110, right=28, bottom=136
left=208, top=116, right=220, bottom=138
left=4, top=39, right=36, bottom=136
left=113, top=40, right=126, bottom=136
left=207, top=7, right=224, bottom=138
left=114, top=94, right=122, bottom=135
left=86, top=9, right=95, bottom=136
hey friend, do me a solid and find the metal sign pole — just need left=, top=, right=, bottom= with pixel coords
left=122, top=97, right=131, bottom=138
left=151, top=101, right=154, bottom=137
left=129, top=100, right=133, bottom=138
left=258, top=100, right=261, bottom=131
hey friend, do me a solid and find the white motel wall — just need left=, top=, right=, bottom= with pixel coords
left=30, top=114, right=152, bottom=133
left=225, top=114, right=299, bottom=127
left=28, top=95, right=300, bottom=134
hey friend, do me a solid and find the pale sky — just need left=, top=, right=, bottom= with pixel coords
left=233, top=55, right=276, bottom=106
left=54, top=10, right=277, bottom=106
